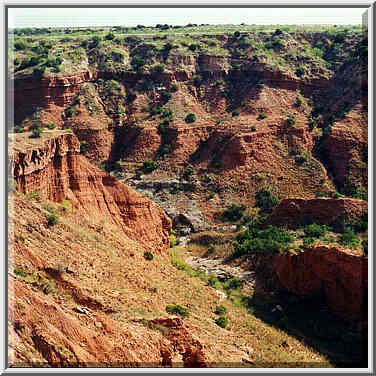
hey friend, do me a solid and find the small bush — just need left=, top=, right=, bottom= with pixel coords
left=302, top=237, right=315, bottom=248
left=304, top=223, right=327, bottom=238
left=160, top=91, right=172, bottom=102
left=80, top=140, right=89, bottom=154
left=233, top=225, right=294, bottom=257
left=224, top=277, right=243, bottom=290
left=296, top=66, right=305, bottom=77
left=339, top=228, right=359, bottom=249
left=185, top=113, right=196, bottom=123
left=105, top=32, right=115, bottom=40
left=60, top=199, right=72, bottom=213
left=30, top=127, right=42, bottom=138
left=222, top=204, right=246, bottom=222
left=14, top=268, right=28, bottom=278
left=208, top=275, right=219, bottom=287
left=131, top=55, right=145, bottom=70
left=183, top=167, right=194, bottom=179
left=142, top=160, right=159, bottom=173
left=232, top=110, right=239, bottom=117
left=215, top=305, right=227, bottom=315
left=215, top=316, right=228, bottom=328
left=286, top=114, right=295, bottom=126
left=257, top=113, right=267, bottom=121
left=65, top=108, right=74, bottom=118
left=255, top=189, right=279, bottom=213
left=166, top=304, right=189, bottom=317
left=251, top=126, right=256, bottom=132
left=207, top=244, right=215, bottom=254
left=192, top=74, right=203, bottom=86
left=47, top=214, right=58, bottom=227
left=46, top=122, right=56, bottom=130
left=152, top=64, right=165, bottom=74
left=144, top=251, right=154, bottom=261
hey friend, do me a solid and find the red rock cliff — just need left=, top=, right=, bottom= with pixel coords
left=9, top=131, right=171, bottom=254
left=273, top=245, right=367, bottom=323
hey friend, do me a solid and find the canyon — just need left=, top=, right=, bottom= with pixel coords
left=8, top=25, right=368, bottom=368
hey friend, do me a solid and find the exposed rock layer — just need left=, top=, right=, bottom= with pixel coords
left=9, top=132, right=171, bottom=254
left=273, top=245, right=367, bottom=323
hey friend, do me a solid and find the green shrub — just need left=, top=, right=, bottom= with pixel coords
left=215, top=305, right=227, bottom=315
left=80, top=140, right=89, bottom=154
left=207, top=244, right=215, bottom=254
left=233, top=225, right=294, bottom=258
left=304, top=223, right=327, bottom=238
left=222, top=204, right=246, bottom=222
left=158, top=121, right=169, bottom=134
left=332, top=192, right=343, bottom=199
left=33, top=66, right=46, bottom=78
left=207, top=275, right=219, bottom=287
left=183, top=167, right=194, bottom=179
left=353, top=212, right=368, bottom=233
left=339, top=228, right=360, bottom=249
left=296, top=66, right=306, bottom=77
left=65, top=108, right=74, bottom=118
left=286, top=114, right=295, bottom=126
left=251, top=126, right=257, bottom=132
left=144, top=251, right=154, bottom=260
left=142, top=160, right=159, bottom=173
left=160, top=91, right=172, bottom=102
left=161, top=108, right=173, bottom=119
left=46, top=122, right=56, bottom=130
left=257, top=113, right=267, bottom=121
left=302, top=237, right=315, bottom=248
left=14, top=40, right=28, bottom=50
left=192, top=74, right=203, bottom=86
left=47, top=214, right=58, bottom=227
left=255, top=189, right=279, bottom=213
left=150, top=106, right=162, bottom=116
left=188, top=44, right=198, bottom=51
left=131, top=55, right=145, bottom=70
left=14, top=268, right=28, bottom=278
left=30, top=127, right=42, bottom=138
left=232, top=110, right=239, bottom=117
left=215, top=316, right=228, bottom=328
left=224, top=277, right=243, bottom=290
left=166, top=304, right=190, bottom=317
left=152, top=64, right=165, bottom=74
left=185, top=113, right=196, bottom=123
left=233, top=31, right=240, bottom=38
left=90, top=35, right=102, bottom=48
left=105, top=32, right=115, bottom=40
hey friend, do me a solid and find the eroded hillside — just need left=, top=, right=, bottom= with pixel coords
left=8, top=24, right=368, bottom=368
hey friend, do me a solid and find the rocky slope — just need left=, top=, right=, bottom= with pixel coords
left=8, top=149, right=332, bottom=367
left=9, top=131, right=171, bottom=254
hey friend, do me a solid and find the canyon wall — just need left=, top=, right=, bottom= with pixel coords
left=9, top=132, right=171, bottom=254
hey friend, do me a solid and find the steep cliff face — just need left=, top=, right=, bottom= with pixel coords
left=267, top=197, right=368, bottom=228
left=9, top=131, right=171, bottom=254
left=273, top=245, right=367, bottom=323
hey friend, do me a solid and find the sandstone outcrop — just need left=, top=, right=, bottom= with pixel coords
left=266, top=197, right=367, bottom=228
left=273, top=245, right=367, bottom=323
left=9, top=131, right=171, bottom=254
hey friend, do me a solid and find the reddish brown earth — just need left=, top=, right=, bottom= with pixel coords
left=9, top=131, right=171, bottom=255
left=266, top=197, right=368, bottom=228
left=273, top=244, right=367, bottom=323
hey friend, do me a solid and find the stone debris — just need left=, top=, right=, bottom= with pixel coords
left=185, top=256, right=256, bottom=288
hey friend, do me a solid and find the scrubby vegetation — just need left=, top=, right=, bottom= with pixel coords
left=165, top=303, right=190, bottom=317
